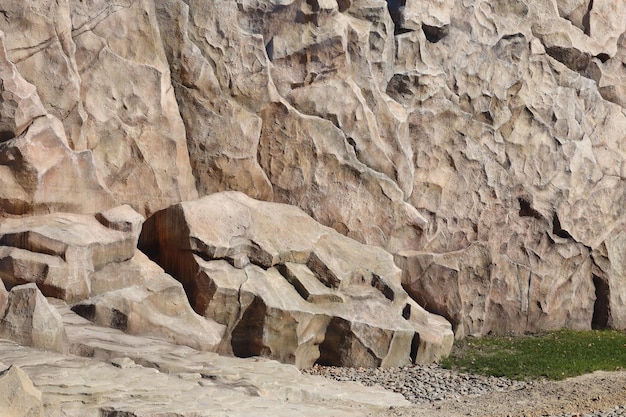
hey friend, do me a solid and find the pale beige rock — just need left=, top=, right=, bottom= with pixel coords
left=0, top=209, right=145, bottom=302
left=0, top=0, right=624, bottom=342
left=0, top=280, right=7, bottom=318
left=0, top=323, right=408, bottom=417
left=72, top=273, right=225, bottom=351
left=0, top=365, right=43, bottom=417
left=89, top=249, right=164, bottom=297
left=140, top=191, right=453, bottom=367
left=0, top=283, right=68, bottom=353
left=0, top=0, right=197, bottom=217
left=0, top=30, right=115, bottom=215
left=0, top=31, right=46, bottom=141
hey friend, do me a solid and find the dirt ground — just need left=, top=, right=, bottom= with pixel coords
left=377, top=370, right=626, bottom=417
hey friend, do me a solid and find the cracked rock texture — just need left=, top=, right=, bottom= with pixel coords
left=139, top=191, right=453, bottom=367
left=0, top=0, right=623, bottom=372
left=0, top=0, right=625, bottom=414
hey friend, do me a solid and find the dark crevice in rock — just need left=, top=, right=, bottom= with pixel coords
left=595, top=53, right=610, bottom=63
left=386, top=0, right=406, bottom=34
left=346, top=136, right=358, bottom=156
left=545, top=46, right=592, bottom=75
left=371, top=273, right=394, bottom=301
left=231, top=297, right=269, bottom=358
left=316, top=317, right=380, bottom=367
left=0, top=131, right=15, bottom=142
left=265, top=37, right=274, bottom=61
left=410, top=333, right=420, bottom=363
left=109, top=309, right=129, bottom=331
left=518, top=198, right=543, bottom=220
left=591, top=274, right=610, bottom=329
left=276, top=264, right=309, bottom=300
left=337, top=0, right=351, bottom=13
left=306, top=253, right=340, bottom=289
left=552, top=213, right=573, bottom=239
left=582, top=0, right=594, bottom=36
left=402, top=303, right=411, bottom=320
left=422, top=23, right=449, bottom=43
left=317, top=317, right=350, bottom=366
left=71, top=304, right=96, bottom=322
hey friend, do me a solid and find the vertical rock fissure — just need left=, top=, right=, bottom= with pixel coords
left=591, top=274, right=610, bottom=330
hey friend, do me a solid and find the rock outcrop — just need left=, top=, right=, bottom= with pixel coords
left=0, top=0, right=624, bottom=413
left=0, top=0, right=623, bottom=368
left=72, top=273, right=225, bottom=351
left=0, top=284, right=68, bottom=353
left=0, top=365, right=44, bottom=417
left=0, top=208, right=142, bottom=302
left=140, top=191, right=453, bottom=367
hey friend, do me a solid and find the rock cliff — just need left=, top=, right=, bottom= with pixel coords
left=0, top=0, right=624, bottom=402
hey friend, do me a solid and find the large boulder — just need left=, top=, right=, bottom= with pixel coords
left=0, top=283, right=68, bottom=353
left=140, top=191, right=453, bottom=368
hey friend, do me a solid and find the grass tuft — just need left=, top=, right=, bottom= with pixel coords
left=440, top=329, right=626, bottom=381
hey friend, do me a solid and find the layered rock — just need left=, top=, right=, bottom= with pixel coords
left=72, top=273, right=225, bottom=351
left=0, top=0, right=623, bottom=342
left=140, top=191, right=453, bottom=367
left=0, top=208, right=141, bottom=302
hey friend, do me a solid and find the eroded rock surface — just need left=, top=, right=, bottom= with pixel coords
left=0, top=303, right=410, bottom=417
left=0, top=284, right=68, bottom=353
left=72, top=273, right=225, bottom=351
left=0, top=0, right=623, bottom=348
left=0, top=208, right=141, bottom=302
left=0, top=365, right=43, bottom=417
left=140, top=191, right=453, bottom=367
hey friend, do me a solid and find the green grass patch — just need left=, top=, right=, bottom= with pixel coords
left=440, top=329, right=626, bottom=381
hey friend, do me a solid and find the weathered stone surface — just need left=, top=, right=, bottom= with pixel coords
left=0, top=365, right=43, bottom=417
left=140, top=191, right=453, bottom=367
left=0, top=0, right=624, bottom=344
left=72, top=273, right=225, bottom=351
left=0, top=284, right=68, bottom=353
left=0, top=210, right=138, bottom=302
left=0, top=29, right=115, bottom=215
left=0, top=306, right=409, bottom=417
left=0, top=0, right=197, bottom=217
left=0, top=280, right=7, bottom=318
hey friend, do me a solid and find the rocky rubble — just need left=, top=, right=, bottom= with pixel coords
left=305, top=363, right=529, bottom=404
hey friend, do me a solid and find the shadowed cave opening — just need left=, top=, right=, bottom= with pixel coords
left=592, top=275, right=610, bottom=330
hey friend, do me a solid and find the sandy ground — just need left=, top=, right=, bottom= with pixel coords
left=375, top=370, right=626, bottom=417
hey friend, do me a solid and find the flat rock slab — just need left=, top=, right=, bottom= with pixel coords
left=0, top=300, right=409, bottom=416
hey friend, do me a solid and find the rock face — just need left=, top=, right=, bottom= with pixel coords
left=0, top=0, right=624, bottom=413
left=140, top=191, right=453, bottom=367
left=0, top=0, right=623, bottom=355
left=150, top=0, right=625, bottom=338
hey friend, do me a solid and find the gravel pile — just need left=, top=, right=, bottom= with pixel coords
left=550, top=406, right=626, bottom=417
left=304, top=363, right=529, bottom=404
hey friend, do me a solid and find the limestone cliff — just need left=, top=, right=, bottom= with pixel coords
left=0, top=0, right=625, bottom=350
